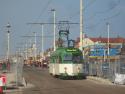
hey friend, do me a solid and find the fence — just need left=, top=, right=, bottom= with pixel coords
left=84, top=56, right=125, bottom=82
left=11, top=56, right=24, bottom=86
left=0, top=55, right=24, bottom=87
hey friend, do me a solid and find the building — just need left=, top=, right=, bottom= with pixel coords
left=75, top=36, right=125, bottom=62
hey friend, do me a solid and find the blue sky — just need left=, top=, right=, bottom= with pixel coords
left=0, top=0, right=124, bottom=57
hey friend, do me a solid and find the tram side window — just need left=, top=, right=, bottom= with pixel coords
left=50, top=58, right=54, bottom=63
left=53, top=58, right=55, bottom=63
left=54, top=56, right=62, bottom=63
left=59, top=56, right=62, bottom=63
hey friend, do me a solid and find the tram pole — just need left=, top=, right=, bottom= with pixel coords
left=80, top=0, right=84, bottom=56
left=33, top=32, right=37, bottom=61
left=6, top=22, right=11, bottom=61
left=106, top=22, right=110, bottom=77
left=51, top=9, right=56, bottom=51
left=41, top=24, right=44, bottom=58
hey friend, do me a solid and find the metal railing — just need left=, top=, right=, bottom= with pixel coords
left=0, top=56, right=24, bottom=87
left=84, top=57, right=125, bottom=82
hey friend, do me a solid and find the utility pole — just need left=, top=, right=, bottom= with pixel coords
left=80, top=0, right=83, bottom=50
left=106, top=22, right=110, bottom=76
left=41, top=25, right=44, bottom=57
left=33, top=32, right=37, bottom=61
left=106, top=22, right=110, bottom=56
left=80, top=0, right=84, bottom=55
left=25, top=43, right=28, bottom=60
left=51, top=9, right=56, bottom=51
left=6, top=22, right=11, bottom=60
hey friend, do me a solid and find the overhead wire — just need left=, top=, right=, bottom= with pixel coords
left=27, top=0, right=52, bottom=34
left=35, top=0, right=52, bottom=22
left=21, top=0, right=53, bottom=52
left=69, top=0, right=120, bottom=22
left=84, top=0, right=121, bottom=34
left=96, top=0, right=120, bottom=14
left=87, top=11, right=121, bottom=32
left=85, top=0, right=120, bottom=22
left=86, top=11, right=121, bottom=29
left=69, top=0, right=97, bottom=20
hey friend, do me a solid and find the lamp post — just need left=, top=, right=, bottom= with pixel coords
left=106, top=22, right=110, bottom=76
left=51, top=9, right=56, bottom=51
left=41, top=24, right=44, bottom=58
left=33, top=32, right=37, bottom=61
left=80, top=0, right=85, bottom=59
left=6, top=22, right=11, bottom=60
left=80, top=0, right=84, bottom=50
left=106, top=22, right=110, bottom=56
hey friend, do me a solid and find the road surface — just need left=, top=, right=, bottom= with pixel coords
left=6, top=66, right=125, bottom=94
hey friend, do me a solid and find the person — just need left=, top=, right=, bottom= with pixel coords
left=2, top=62, right=6, bottom=71
left=0, top=63, right=2, bottom=70
left=0, top=86, right=3, bottom=94
left=7, top=60, right=10, bottom=71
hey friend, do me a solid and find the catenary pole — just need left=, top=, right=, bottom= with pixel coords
left=6, top=22, right=11, bottom=60
left=80, top=0, right=84, bottom=56
left=41, top=24, right=44, bottom=57
left=51, top=9, right=56, bottom=51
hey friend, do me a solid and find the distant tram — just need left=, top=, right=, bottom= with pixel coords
left=49, top=47, right=85, bottom=79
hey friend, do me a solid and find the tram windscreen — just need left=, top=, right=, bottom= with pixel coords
left=63, top=54, right=72, bottom=61
left=63, top=54, right=83, bottom=63
left=72, top=55, right=82, bottom=63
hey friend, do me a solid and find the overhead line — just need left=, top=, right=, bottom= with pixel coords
left=35, top=0, right=52, bottom=22
left=26, top=0, right=52, bottom=35
left=21, top=35, right=55, bottom=38
left=69, top=0, right=97, bottom=19
left=27, top=22, right=79, bottom=25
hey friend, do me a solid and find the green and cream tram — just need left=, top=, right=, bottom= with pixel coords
left=49, top=47, right=85, bottom=79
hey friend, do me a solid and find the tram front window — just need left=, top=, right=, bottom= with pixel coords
left=63, top=54, right=72, bottom=61
left=72, top=55, right=82, bottom=63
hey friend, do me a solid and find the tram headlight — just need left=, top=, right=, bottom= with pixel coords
left=77, top=67, right=80, bottom=73
left=64, top=67, right=67, bottom=73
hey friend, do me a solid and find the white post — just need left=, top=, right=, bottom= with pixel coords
left=34, top=32, right=37, bottom=61
left=7, top=31, right=10, bottom=60
left=104, top=49, right=106, bottom=62
left=80, top=0, right=84, bottom=55
left=106, top=22, right=110, bottom=75
left=41, top=24, right=44, bottom=57
left=25, top=43, right=28, bottom=60
left=51, top=9, right=56, bottom=51
left=6, top=22, right=11, bottom=60
left=107, top=23, right=110, bottom=56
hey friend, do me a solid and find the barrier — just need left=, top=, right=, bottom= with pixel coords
left=114, top=73, right=125, bottom=85
left=0, top=75, right=6, bottom=90
left=0, top=86, right=3, bottom=93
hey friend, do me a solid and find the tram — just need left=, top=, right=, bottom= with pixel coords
left=49, top=47, right=85, bottom=79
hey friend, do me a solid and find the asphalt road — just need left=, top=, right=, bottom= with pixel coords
left=19, top=67, right=125, bottom=94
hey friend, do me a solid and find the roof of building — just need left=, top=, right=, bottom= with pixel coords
left=90, top=37, right=125, bottom=43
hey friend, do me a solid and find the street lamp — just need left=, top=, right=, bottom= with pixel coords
left=106, top=22, right=110, bottom=75
left=106, top=22, right=110, bottom=56
left=80, top=0, right=84, bottom=51
left=41, top=24, right=44, bottom=58
left=33, top=32, right=37, bottom=61
left=6, top=22, right=11, bottom=60
left=51, top=9, right=56, bottom=51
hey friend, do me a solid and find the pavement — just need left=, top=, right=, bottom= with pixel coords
left=2, top=68, right=124, bottom=94
left=3, top=83, right=34, bottom=94
left=0, top=72, right=30, bottom=94
left=87, top=76, right=114, bottom=85
left=87, top=76, right=125, bottom=87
